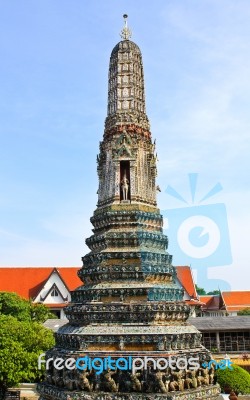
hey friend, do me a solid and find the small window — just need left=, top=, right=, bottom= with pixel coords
left=51, top=288, right=59, bottom=297
left=51, top=310, right=60, bottom=318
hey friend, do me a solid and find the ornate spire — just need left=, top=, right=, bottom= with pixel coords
left=120, top=14, right=132, bottom=40
left=106, top=24, right=150, bottom=132
left=97, top=29, right=155, bottom=207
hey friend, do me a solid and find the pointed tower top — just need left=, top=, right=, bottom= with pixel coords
left=120, top=14, right=132, bottom=40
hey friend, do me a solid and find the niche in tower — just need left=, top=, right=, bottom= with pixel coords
left=120, top=160, right=130, bottom=201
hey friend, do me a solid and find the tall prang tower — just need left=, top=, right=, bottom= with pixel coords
left=38, top=16, right=221, bottom=400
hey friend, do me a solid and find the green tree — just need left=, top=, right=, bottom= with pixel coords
left=0, top=314, right=55, bottom=398
left=0, top=292, right=31, bottom=321
left=0, top=292, right=56, bottom=323
left=31, top=302, right=57, bottom=322
left=238, top=308, right=250, bottom=316
left=207, top=290, right=220, bottom=295
left=195, top=284, right=207, bottom=295
left=216, top=364, right=250, bottom=394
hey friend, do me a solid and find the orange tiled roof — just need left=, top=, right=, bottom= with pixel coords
left=226, top=305, right=250, bottom=311
left=176, top=266, right=197, bottom=298
left=185, top=299, right=205, bottom=306
left=44, top=303, right=69, bottom=308
left=199, top=295, right=214, bottom=305
left=199, top=295, right=221, bottom=310
left=0, top=267, right=82, bottom=300
left=222, top=291, right=250, bottom=311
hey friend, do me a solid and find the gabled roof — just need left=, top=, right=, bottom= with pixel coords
left=175, top=266, right=198, bottom=298
left=199, top=295, right=213, bottom=304
left=40, top=282, right=68, bottom=302
left=199, top=295, right=222, bottom=311
left=0, top=267, right=82, bottom=300
left=221, top=291, right=250, bottom=312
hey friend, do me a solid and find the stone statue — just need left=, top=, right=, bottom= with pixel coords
left=184, top=375, right=192, bottom=389
left=62, top=369, right=75, bottom=390
left=197, top=369, right=205, bottom=387
left=186, top=369, right=198, bottom=389
left=169, top=371, right=184, bottom=391
left=130, top=372, right=142, bottom=392
left=121, top=173, right=129, bottom=200
left=76, top=370, right=93, bottom=391
left=119, top=336, right=125, bottom=350
left=165, top=375, right=171, bottom=393
left=209, top=364, right=215, bottom=384
left=154, top=370, right=168, bottom=393
left=52, top=368, right=63, bottom=387
left=102, top=369, right=119, bottom=392
left=201, top=367, right=210, bottom=386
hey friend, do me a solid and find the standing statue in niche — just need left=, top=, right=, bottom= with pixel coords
left=121, top=173, right=129, bottom=200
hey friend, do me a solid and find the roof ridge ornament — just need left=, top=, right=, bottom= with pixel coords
left=120, top=14, right=132, bottom=40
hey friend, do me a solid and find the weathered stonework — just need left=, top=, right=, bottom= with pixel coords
left=38, top=17, right=221, bottom=400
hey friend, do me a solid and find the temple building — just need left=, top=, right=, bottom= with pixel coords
left=200, top=291, right=250, bottom=317
left=38, top=16, right=220, bottom=399
left=0, top=267, right=81, bottom=318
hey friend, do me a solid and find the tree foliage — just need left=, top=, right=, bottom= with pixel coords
left=238, top=308, right=250, bottom=316
left=0, top=292, right=56, bottom=398
left=216, top=364, right=250, bottom=394
left=0, top=314, right=55, bottom=396
left=195, top=286, right=221, bottom=296
left=207, top=290, right=220, bottom=295
left=195, top=284, right=207, bottom=295
left=0, top=292, right=56, bottom=322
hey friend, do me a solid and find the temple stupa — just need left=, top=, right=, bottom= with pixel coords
left=38, top=15, right=221, bottom=400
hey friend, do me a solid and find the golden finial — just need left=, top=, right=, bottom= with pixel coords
left=120, top=14, right=132, bottom=40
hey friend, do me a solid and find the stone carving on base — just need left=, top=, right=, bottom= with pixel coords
left=77, top=370, right=93, bottom=391
left=102, top=370, right=119, bottom=393
left=130, top=372, right=142, bottom=392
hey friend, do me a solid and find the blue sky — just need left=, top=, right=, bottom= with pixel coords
left=0, top=1, right=249, bottom=291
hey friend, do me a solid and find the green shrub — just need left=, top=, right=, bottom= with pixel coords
left=216, top=364, right=250, bottom=394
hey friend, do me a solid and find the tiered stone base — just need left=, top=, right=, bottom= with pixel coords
left=38, top=384, right=221, bottom=400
